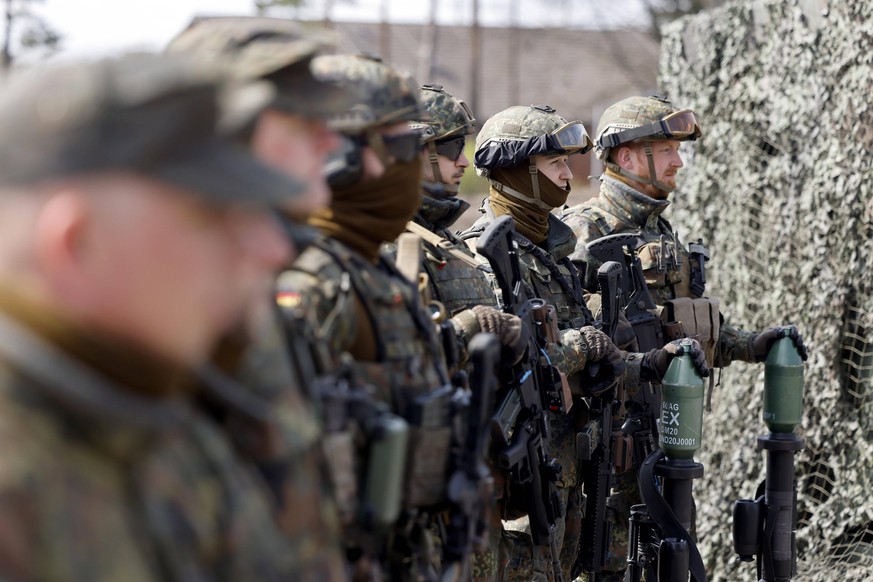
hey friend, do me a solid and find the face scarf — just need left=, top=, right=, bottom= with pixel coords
left=489, top=164, right=571, bottom=244
left=309, top=160, right=423, bottom=262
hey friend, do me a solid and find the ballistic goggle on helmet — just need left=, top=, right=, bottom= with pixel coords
left=594, top=95, right=702, bottom=162
left=474, top=104, right=592, bottom=177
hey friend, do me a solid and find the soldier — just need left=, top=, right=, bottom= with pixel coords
left=167, top=17, right=360, bottom=580
left=274, top=54, right=465, bottom=580
left=0, top=53, right=305, bottom=580
left=561, top=95, right=807, bottom=580
left=460, top=104, right=709, bottom=581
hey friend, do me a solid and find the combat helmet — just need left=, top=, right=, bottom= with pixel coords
left=311, top=54, right=425, bottom=134
left=595, top=95, right=701, bottom=192
left=474, top=104, right=592, bottom=210
left=411, top=84, right=476, bottom=193
left=313, top=54, right=425, bottom=187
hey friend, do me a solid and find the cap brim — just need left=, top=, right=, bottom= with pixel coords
left=153, top=139, right=307, bottom=206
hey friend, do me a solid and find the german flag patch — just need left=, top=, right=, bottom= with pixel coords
left=276, top=291, right=302, bottom=309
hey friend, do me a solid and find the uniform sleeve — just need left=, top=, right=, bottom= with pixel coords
left=715, top=322, right=757, bottom=366
left=275, top=268, right=358, bottom=362
left=544, top=328, right=590, bottom=377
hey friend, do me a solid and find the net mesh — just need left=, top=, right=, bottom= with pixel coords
left=659, top=0, right=873, bottom=578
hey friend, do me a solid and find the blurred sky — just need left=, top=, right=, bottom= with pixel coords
left=30, top=0, right=649, bottom=60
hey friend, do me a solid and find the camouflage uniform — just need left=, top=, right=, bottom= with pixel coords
left=0, top=305, right=296, bottom=582
left=0, top=54, right=308, bottom=580
left=562, top=175, right=756, bottom=365
left=560, top=96, right=754, bottom=577
left=276, top=55, right=456, bottom=580
left=461, top=105, right=629, bottom=582
left=168, top=18, right=356, bottom=580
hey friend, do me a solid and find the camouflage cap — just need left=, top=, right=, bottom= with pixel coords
left=310, top=54, right=425, bottom=134
left=474, top=105, right=591, bottom=175
left=411, top=84, right=476, bottom=143
left=594, top=95, right=701, bottom=161
left=0, top=52, right=306, bottom=205
left=166, top=16, right=357, bottom=122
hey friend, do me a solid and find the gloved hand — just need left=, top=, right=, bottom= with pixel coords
left=471, top=305, right=527, bottom=363
left=751, top=325, right=808, bottom=362
left=640, top=339, right=710, bottom=383
left=579, top=326, right=626, bottom=395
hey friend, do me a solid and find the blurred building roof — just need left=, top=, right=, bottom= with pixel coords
left=329, top=21, right=660, bottom=129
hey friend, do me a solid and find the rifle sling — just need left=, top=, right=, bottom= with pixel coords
left=405, top=220, right=484, bottom=270
left=639, top=449, right=707, bottom=582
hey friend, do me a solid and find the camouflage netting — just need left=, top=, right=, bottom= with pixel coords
left=659, top=0, right=873, bottom=579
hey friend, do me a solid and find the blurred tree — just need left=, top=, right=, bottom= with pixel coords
left=640, top=0, right=730, bottom=39
left=2, top=0, right=61, bottom=69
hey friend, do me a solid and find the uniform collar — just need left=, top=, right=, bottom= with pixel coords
left=416, top=188, right=470, bottom=230
left=600, top=174, right=671, bottom=229
left=476, top=198, right=578, bottom=260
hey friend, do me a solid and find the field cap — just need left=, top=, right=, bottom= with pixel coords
left=0, top=52, right=307, bottom=205
left=166, top=16, right=360, bottom=124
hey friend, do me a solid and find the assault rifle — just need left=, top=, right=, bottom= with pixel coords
left=441, top=333, right=499, bottom=582
left=476, top=215, right=567, bottom=582
left=577, top=261, right=634, bottom=581
left=585, top=233, right=662, bottom=468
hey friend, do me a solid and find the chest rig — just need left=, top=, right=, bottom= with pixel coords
left=515, top=234, right=593, bottom=330
left=579, top=196, right=719, bottom=365
left=290, top=238, right=455, bottom=524
left=415, top=223, right=498, bottom=316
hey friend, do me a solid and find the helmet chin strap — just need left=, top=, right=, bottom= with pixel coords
left=423, top=141, right=460, bottom=194
left=606, top=142, right=672, bottom=195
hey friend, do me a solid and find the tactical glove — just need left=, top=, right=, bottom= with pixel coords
left=750, top=325, right=808, bottom=362
left=470, top=304, right=527, bottom=363
left=579, top=326, right=626, bottom=395
left=640, top=338, right=710, bottom=383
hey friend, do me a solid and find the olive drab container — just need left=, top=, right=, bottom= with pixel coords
left=763, top=335, right=805, bottom=433
left=362, top=412, right=409, bottom=527
left=659, top=338, right=705, bottom=460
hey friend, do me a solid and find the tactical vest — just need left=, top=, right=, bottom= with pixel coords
left=284, top=237, right=453, bottom=512
left=568, top=183, right=720, bottom=364
left=421, top=226, right=498, bottom=316
left=580, top=205, right=695, bottom=304
left=462, top=210, right=593, bottom=491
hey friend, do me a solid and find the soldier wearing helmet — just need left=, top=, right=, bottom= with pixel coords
left=275, top=55, right=465, bottom=579
left=561, top=95, right=807, bottom=580
left=386, top=85, right=524, bottom=367
left=460, top=104, right=710, bottom=581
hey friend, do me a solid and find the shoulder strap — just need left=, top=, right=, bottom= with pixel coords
left=407, top=221, right=484, bottom=270
left=395, top=232, right=423, bottom=284
left=314, top=239, right=388, bottom=361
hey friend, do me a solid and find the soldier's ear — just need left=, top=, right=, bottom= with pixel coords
left=613, top=145, right=635, bottom=170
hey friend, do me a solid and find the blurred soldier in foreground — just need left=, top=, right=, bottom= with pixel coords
left=275, top=54, right=462, bottom=579
left=0, top=53, right=304, bottom=580
left=168, top=17, right=359, bottom=580
left=561, top=95, right=807, bottom=580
